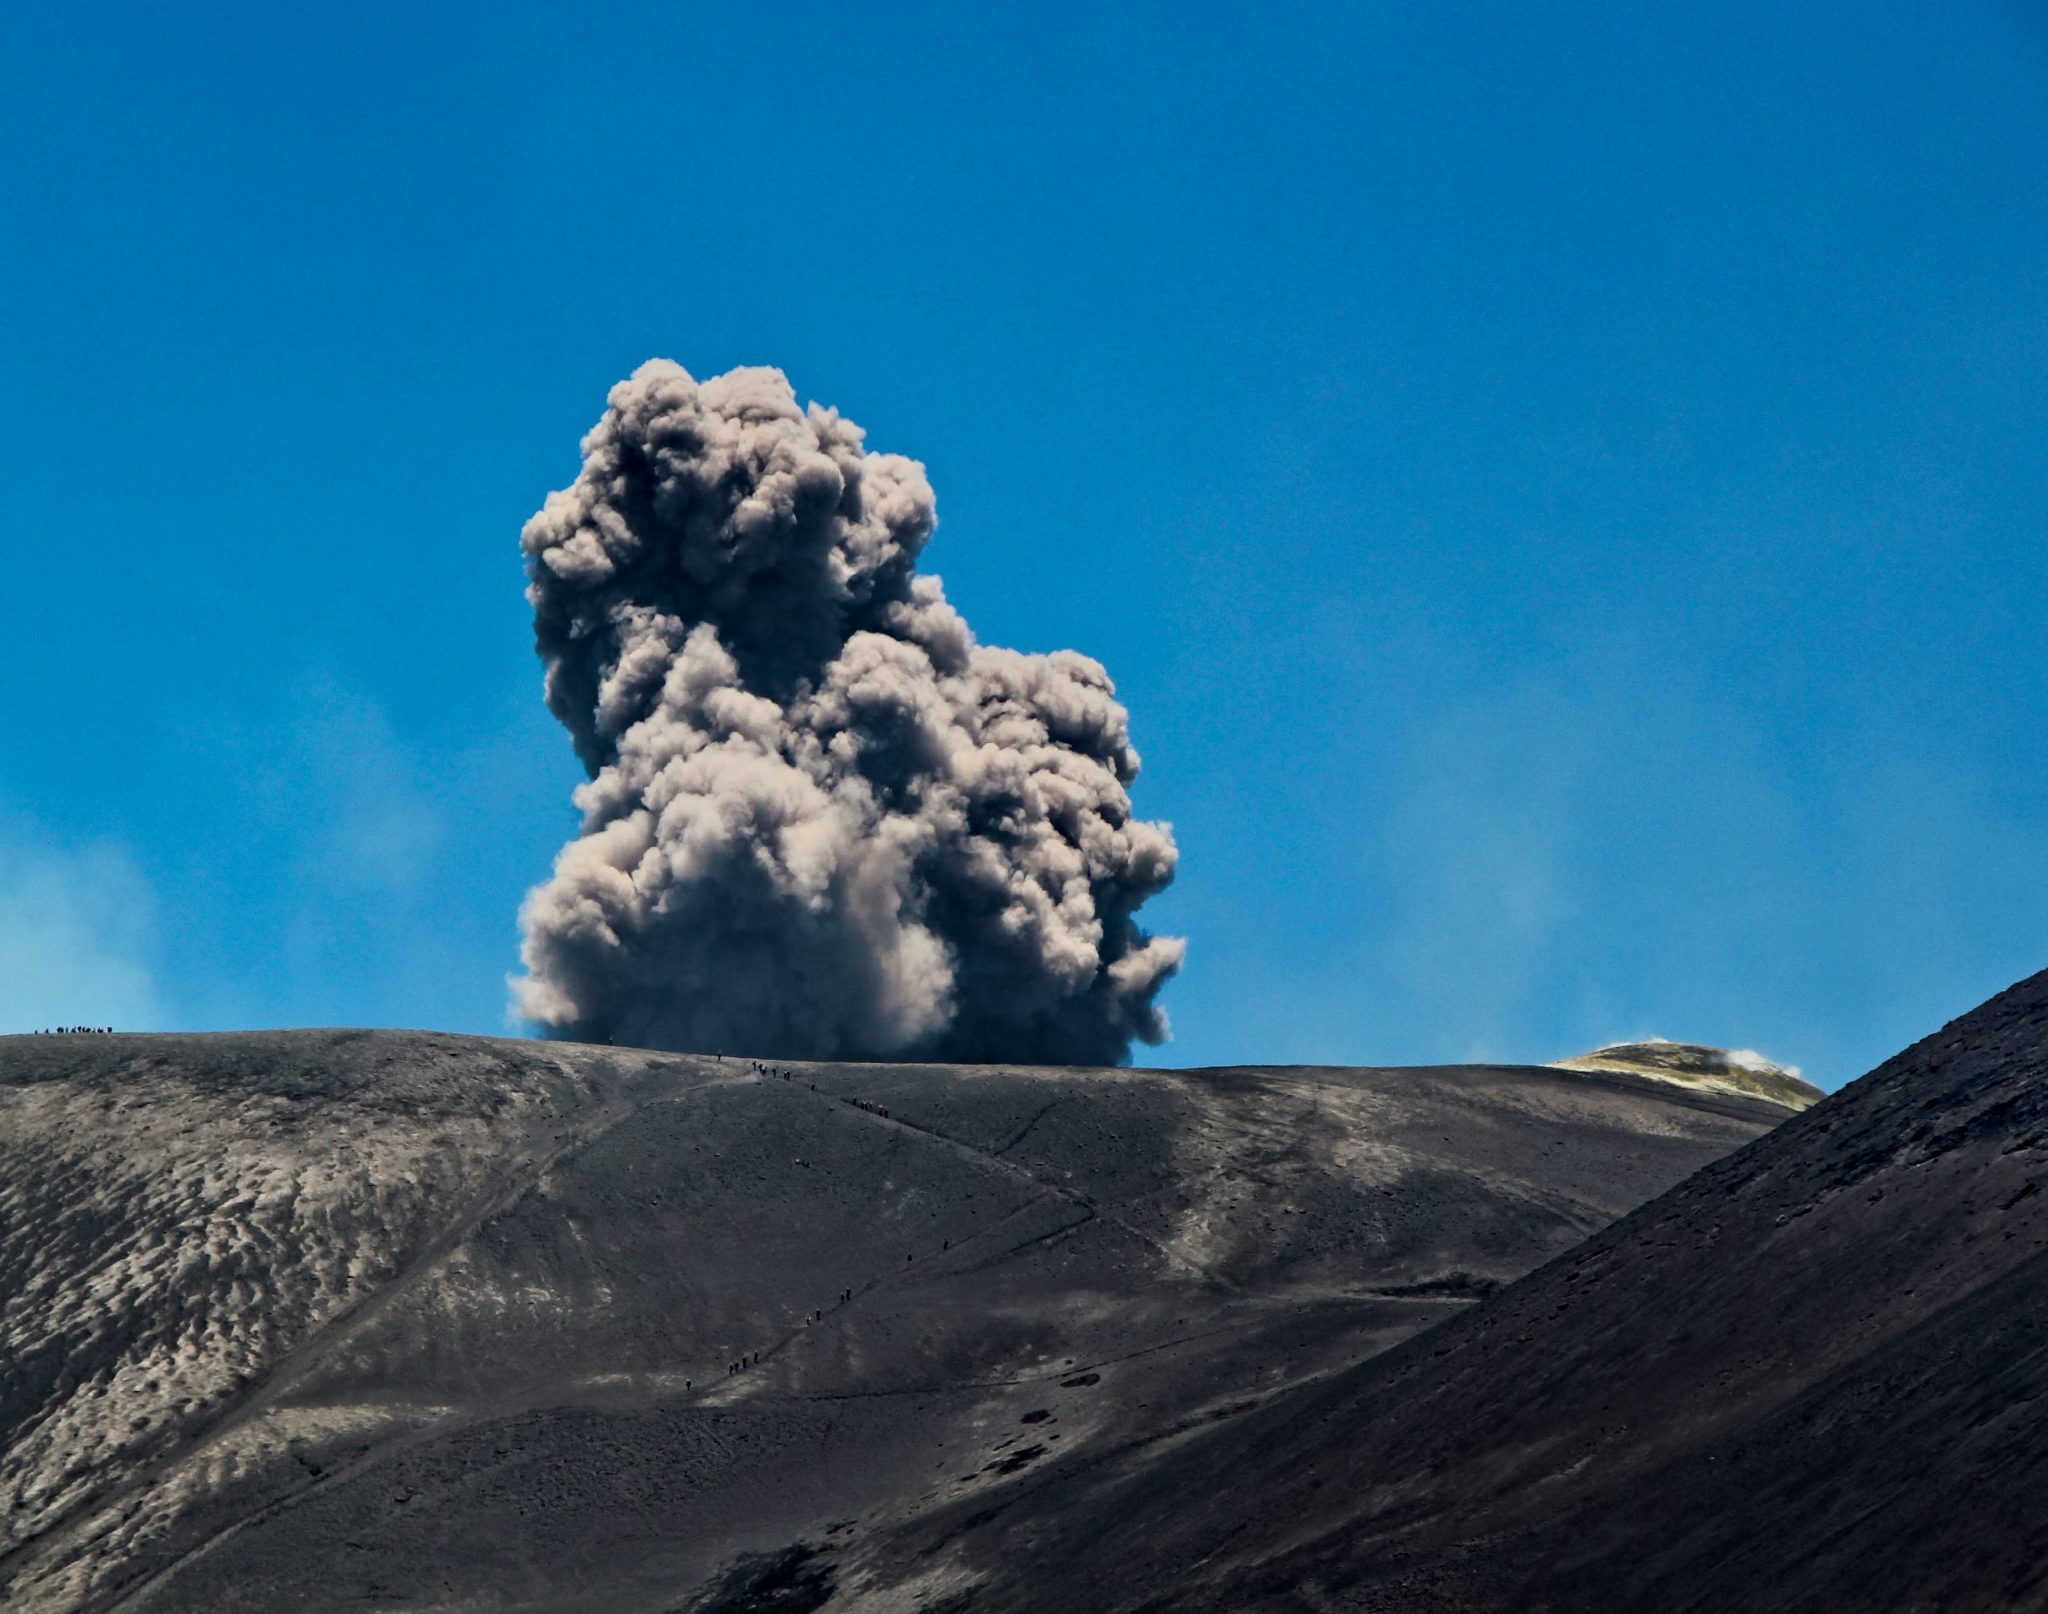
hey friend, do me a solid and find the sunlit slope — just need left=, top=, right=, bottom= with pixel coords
left=1553, top=1039, right=1823, bottom=1111
left=0, top=1032, right=1792, bottom=1613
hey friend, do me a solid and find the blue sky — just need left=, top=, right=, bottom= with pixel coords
left=3, top=2, right=2045, bottom=1086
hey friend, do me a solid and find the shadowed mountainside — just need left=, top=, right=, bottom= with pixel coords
left=0, top=1033, right=1793, bottom=1613
left=838, top=971, right=2048, bottom=1613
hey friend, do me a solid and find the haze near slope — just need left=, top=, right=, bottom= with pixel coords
left=852, top=971, right=2048, bottom=1613
left=0, top=1034, right=1793, bottom=1613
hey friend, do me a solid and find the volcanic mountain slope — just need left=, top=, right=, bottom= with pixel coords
left=1551, top=1038, right=1822, bottom=1112
left=0, top=1034, right=1792, bottom=1613
left=841, top=971, right=2048, bottom=1614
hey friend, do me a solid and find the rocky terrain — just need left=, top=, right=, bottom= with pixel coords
left=0, top=1034, right=1794, bottom=1613
left=836, top=971, right=2048, bottom=1613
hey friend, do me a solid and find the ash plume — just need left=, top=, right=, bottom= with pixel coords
left=512, top=361, right=1183, bottom=1063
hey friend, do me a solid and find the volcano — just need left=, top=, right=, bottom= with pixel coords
left=836, top=971, right=2048, bottom=1612
left=0, top=1035, right=1793, bottom=1612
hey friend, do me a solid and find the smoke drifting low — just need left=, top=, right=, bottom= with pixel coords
left=513, top=362, right=1183, bottom=1064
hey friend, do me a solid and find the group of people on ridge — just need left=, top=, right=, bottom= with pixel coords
left=707, top=1055, right=910, bottom=1384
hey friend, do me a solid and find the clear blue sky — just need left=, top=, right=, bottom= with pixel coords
left=4, top=2, right=2045, bottom=1087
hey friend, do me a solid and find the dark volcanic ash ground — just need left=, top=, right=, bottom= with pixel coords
left=0, top=1035, right=1789, bottom=1613
left=854, top=970, right=2048, bottom=1614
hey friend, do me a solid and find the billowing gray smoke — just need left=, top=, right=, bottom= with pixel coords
left=512, top=361, right=1183, bottom=1064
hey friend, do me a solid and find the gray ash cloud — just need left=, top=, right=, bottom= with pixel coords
left=512, top=361, right=1182, bottom=1063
